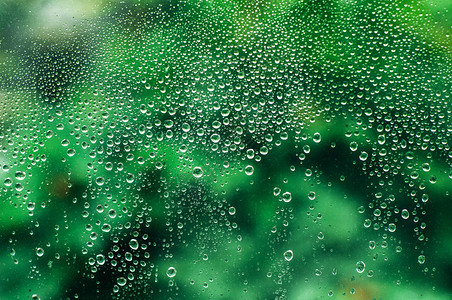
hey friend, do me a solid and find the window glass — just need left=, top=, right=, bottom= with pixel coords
left=1, top=0, right=451, bottom=298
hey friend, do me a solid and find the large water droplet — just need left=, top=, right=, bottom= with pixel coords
left=313, top=132, right=321, bottom=143
left=193, top=167, right=203, bottom=178
left=356, top=261, right=365, bottom=273
left=14, top=171, right=26, bottom=180
left=129, top=239, right=139, bottom=250
left=167, top=267, right=177, bottom=278
left=244, top=165, right=254, bottom=176
left=284, top=250, right=293, bottom=261
left=282, top=192, right=292, bottom=202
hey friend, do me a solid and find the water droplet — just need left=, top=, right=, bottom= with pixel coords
left=401, top=209, right=409, bottom=219
left=108, top=209, right=117, bottom=219
left=356, top=261, right=365, bottom=273
left=45, top=130, right=54, bottom=139
left=101, top=224, right=111, bottom=232
left=27, top=202, right=35, bottom=211
left=193, top=167, right=203, bottom=178
left=67, top=149, right=76, bottom=157
left=422, top=163, right=430, bottom=172
left=129, top=239, right=139, bottom=250
left=282, top=192, right=292, bottom=202
left=96, top=177, right=105, bottom=186
left=359, top=151, right=368, bottom=161
left=406, top=151, right=414, bottom=160
left=126, top=173, right=135, bottom=183
left=418, top=255, right=426, bottom=264
left=421, top=194, right=429, bottom=203
left=244, top=165, right=254, bottom=176
left=36, top=248, right=44, bottom=257
left=246, top=149, right=255, bottom=159
left=4, top=178, right=12, bottom=187
left=283, top=250, right=293, bottom=261
left=15, top=171, right=26, bottom=180
left=96, top=254, right=105, bottom=265
left=167, top=267, right=177, bottom=277
left=308, top=191, right=316, bottom=200
left=15, top=183, right=24, bottom=192
left=388, top=223, right=396, bottom=233
left=349, top=141, right=358, bottom=151
left=125, top=252, right=132, bottom=261
left=313, top=132, right=321, bottom=143
left=210, top=133, right=220, bottom=143
left=117, top=277, right=127, bottom=286
left=228, top=207, right=236, bottom=215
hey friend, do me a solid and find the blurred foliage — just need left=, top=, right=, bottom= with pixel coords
left=0, top=0, right=452, bottom=299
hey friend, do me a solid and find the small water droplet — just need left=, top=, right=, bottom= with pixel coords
left=283, top=250, right=293, bottom=261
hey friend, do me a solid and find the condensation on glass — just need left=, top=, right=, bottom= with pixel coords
left=0, top=0, right=451, bottom=299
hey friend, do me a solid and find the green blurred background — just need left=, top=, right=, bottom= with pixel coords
left=0, top=0, right=452, bottom=299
